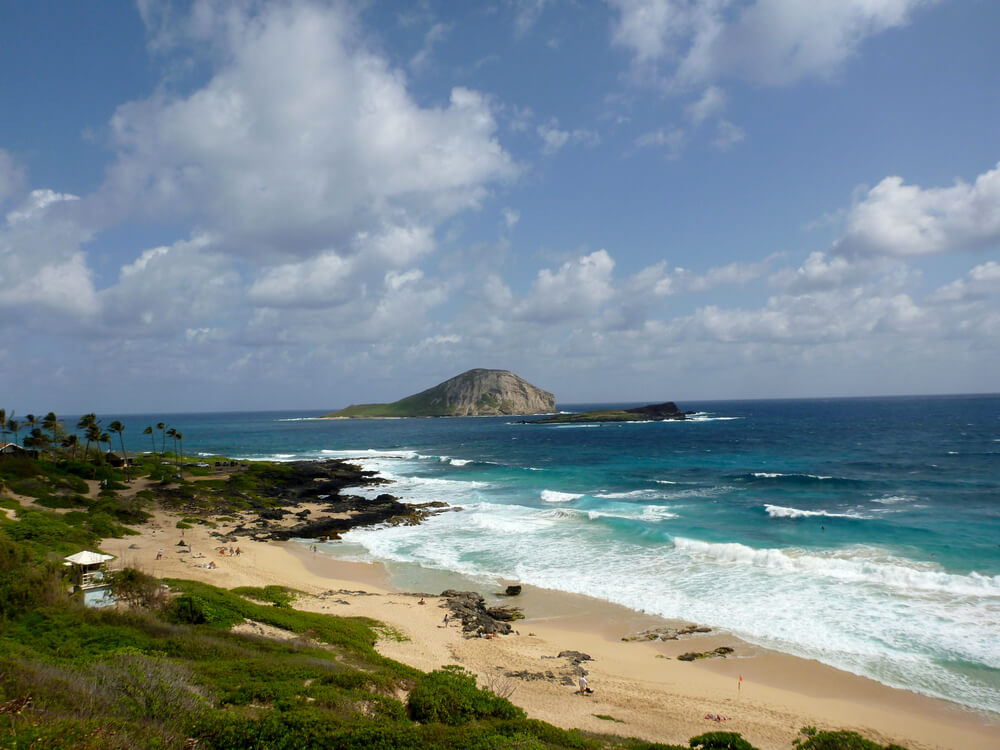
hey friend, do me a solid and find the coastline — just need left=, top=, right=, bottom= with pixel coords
left=101, top=510, right=999, bottom=750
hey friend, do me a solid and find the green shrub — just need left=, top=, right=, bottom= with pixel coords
left=689, top=731, right=759, bottom=750
left=35, top=494, right=90, bottom=509
left=0, top=534, right=64, bottom=618
left=9, top=477, right=51, bottom=498
left=407, top=665, right=525, bottom=726
left=168, top=595, right=207, bottom=625
left=794, top=727, right=909, bottom=750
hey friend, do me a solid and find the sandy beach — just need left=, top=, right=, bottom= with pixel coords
left=101, top=509, right=999, bottom=750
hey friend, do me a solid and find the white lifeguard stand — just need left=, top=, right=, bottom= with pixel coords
left=64, top=550, right=116, bottom=608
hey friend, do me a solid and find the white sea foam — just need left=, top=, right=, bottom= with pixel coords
left=872, top=495, right=916, bottom=505
left=541, top=489, right=583, bottom=503
left=593, top=489, right=663, bottom=500
left=655, top=480, right=677, bottom=485
left=671, top=537, right=1000, bottom=596
left=546, top=424, right=602, bottom=429
left=764, top=504, right=865, bottom=520
left=752, top=472, right=834, bottom=480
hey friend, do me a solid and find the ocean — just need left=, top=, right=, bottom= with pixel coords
left=108, top=395, right=1000, bottom=714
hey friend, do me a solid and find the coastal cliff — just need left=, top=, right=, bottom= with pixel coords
left=325, top=369, right=555, bottom=418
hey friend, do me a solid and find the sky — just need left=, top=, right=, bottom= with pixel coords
left=1, top=0, right=998, bottom=414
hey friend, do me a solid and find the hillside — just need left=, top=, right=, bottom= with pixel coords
left=325, top=369, right=555, bottom=418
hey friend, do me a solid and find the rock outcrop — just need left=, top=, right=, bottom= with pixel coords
left=325, top=369, right=555, bottom=418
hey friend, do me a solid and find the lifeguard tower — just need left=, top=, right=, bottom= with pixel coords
left=64, top=550, right=116, bottom=608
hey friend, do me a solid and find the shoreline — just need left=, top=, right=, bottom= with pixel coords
left=101, top=510, right=999, bottom=750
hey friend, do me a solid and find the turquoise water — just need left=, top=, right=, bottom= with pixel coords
left=108, top=395, right=1000, bottom=713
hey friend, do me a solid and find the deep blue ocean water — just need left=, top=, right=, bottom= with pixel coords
left=106, top=395, right=1000, bottom=713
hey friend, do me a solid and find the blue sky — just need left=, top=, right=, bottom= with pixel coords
left=1, top=0, right=998, bottom=413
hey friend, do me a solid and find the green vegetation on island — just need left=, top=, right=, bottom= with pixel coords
left=324, top=368, right=556, bottom=418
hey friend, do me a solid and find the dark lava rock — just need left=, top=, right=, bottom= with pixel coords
left=624, top=402, right=685, bottom=420
left=440, top=590, right=516, bottom=636
left=503, top=585, right=522, bottom=596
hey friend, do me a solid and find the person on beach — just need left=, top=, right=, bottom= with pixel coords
left=578, top=676, right=588, bottom=695
left=443, top=613, right=449, bottom=626
left=156, top=549, right=163, bottom=560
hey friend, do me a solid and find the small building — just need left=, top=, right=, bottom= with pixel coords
left=64, top=550, right=116, bottom=608
left=104, top=451, right=133, bottom=467
left=0, top=442, right=27, bottom=456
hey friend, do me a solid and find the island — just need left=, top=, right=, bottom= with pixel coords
left=324, top=368, right=555, bottom=418
left=530, top=401, right=687, bottom=424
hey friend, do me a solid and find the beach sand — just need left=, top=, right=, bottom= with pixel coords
left=101, top=510, right=999, bottom=750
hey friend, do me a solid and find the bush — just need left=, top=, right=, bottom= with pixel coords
left=794, top=727, right=909, bottom=750
left=407, top=665, right=525, bottom=726
left=107, top=568, right=167, bottom=610
left=689, top=731, right=759, bottom=750
left=168, top=595, right=207, bottom=625
left=0, top=534, right=64, bottom=618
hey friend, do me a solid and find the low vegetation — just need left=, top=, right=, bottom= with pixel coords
left=0, top=412, right=910, bottom=749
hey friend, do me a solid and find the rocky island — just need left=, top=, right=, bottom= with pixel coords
left=530, top=401, right=687, bottom=424
left=324, top=368, right=555, bottom=418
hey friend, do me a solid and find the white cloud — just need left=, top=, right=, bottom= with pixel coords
left=928, top=261, right=1000, bottom=304
left=410, top=22, right=452, bottom=71
left=537, top=118, right=601, bottom=155
left=513, top=0, right=554, bottom=36
left=104, top=2, right=517, bottom=262
left=0, top=189, right=98, bottom=318
left=502, top=207, right=520, bottom=229
left=248, top=252, right=357, bottom=309
left=713, top=119, right=745, bottom=150
left=833, top=162, right=1000, bottom=257
left=685, top=85, right=725, bottom=124
left=634, top=127, right=685, bottom=158
left=610, top=0, right=937, bottom=87
left=514, top=250, right=616, bottom=322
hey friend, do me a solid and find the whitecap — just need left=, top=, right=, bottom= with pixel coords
left=541, top=489, right=583, bottom=503
left=765, top=504, right=865, bottom=520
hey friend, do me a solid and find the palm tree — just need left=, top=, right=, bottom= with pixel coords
left=157, top=422, right=166, bottom=455
left=0, top=409, right=7, bottom=446
left=77, top=413, right=99, bottom=459
left=100, top=432, right=112, bottom=459
left=143, top=425, right=155, bottom=454
left=109, top=420, right=130, bottom=482
left=62, top=434, right=78, bottom=459
left=25, top=414, right=37, bottom=434
left=8, top=419, right=19, bottom=447
left=176, top=431, right=184, bottom=467
left=42, top=412, right=60, bottom=446
left=23, top=428, right=49, bottom=452
left=166, top=428, right=178, bottom=465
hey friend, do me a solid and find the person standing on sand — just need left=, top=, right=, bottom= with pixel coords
left=578, top=675, right=587, bottom=695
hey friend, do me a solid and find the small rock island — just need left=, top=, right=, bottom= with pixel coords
left=531, top=401, right=687, bottom=424
left=324, top=368, right=555, bottom=418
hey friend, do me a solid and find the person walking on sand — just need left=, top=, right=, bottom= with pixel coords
left=156, top=549, right=163, bottom=560
left=578, top=675, right=588, bottom=695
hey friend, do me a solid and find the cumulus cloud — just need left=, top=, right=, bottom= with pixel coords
left=104, top=2, right=517, bottom=263
left=833, top=162, right=1000, bottom=257
left=928, top=261, right=1000, bottom=304
left=0, top=189, right=98, bottom=318
left=610, top=0, right=937, bottom=87
left=514, top=250, right=616, bottom=322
